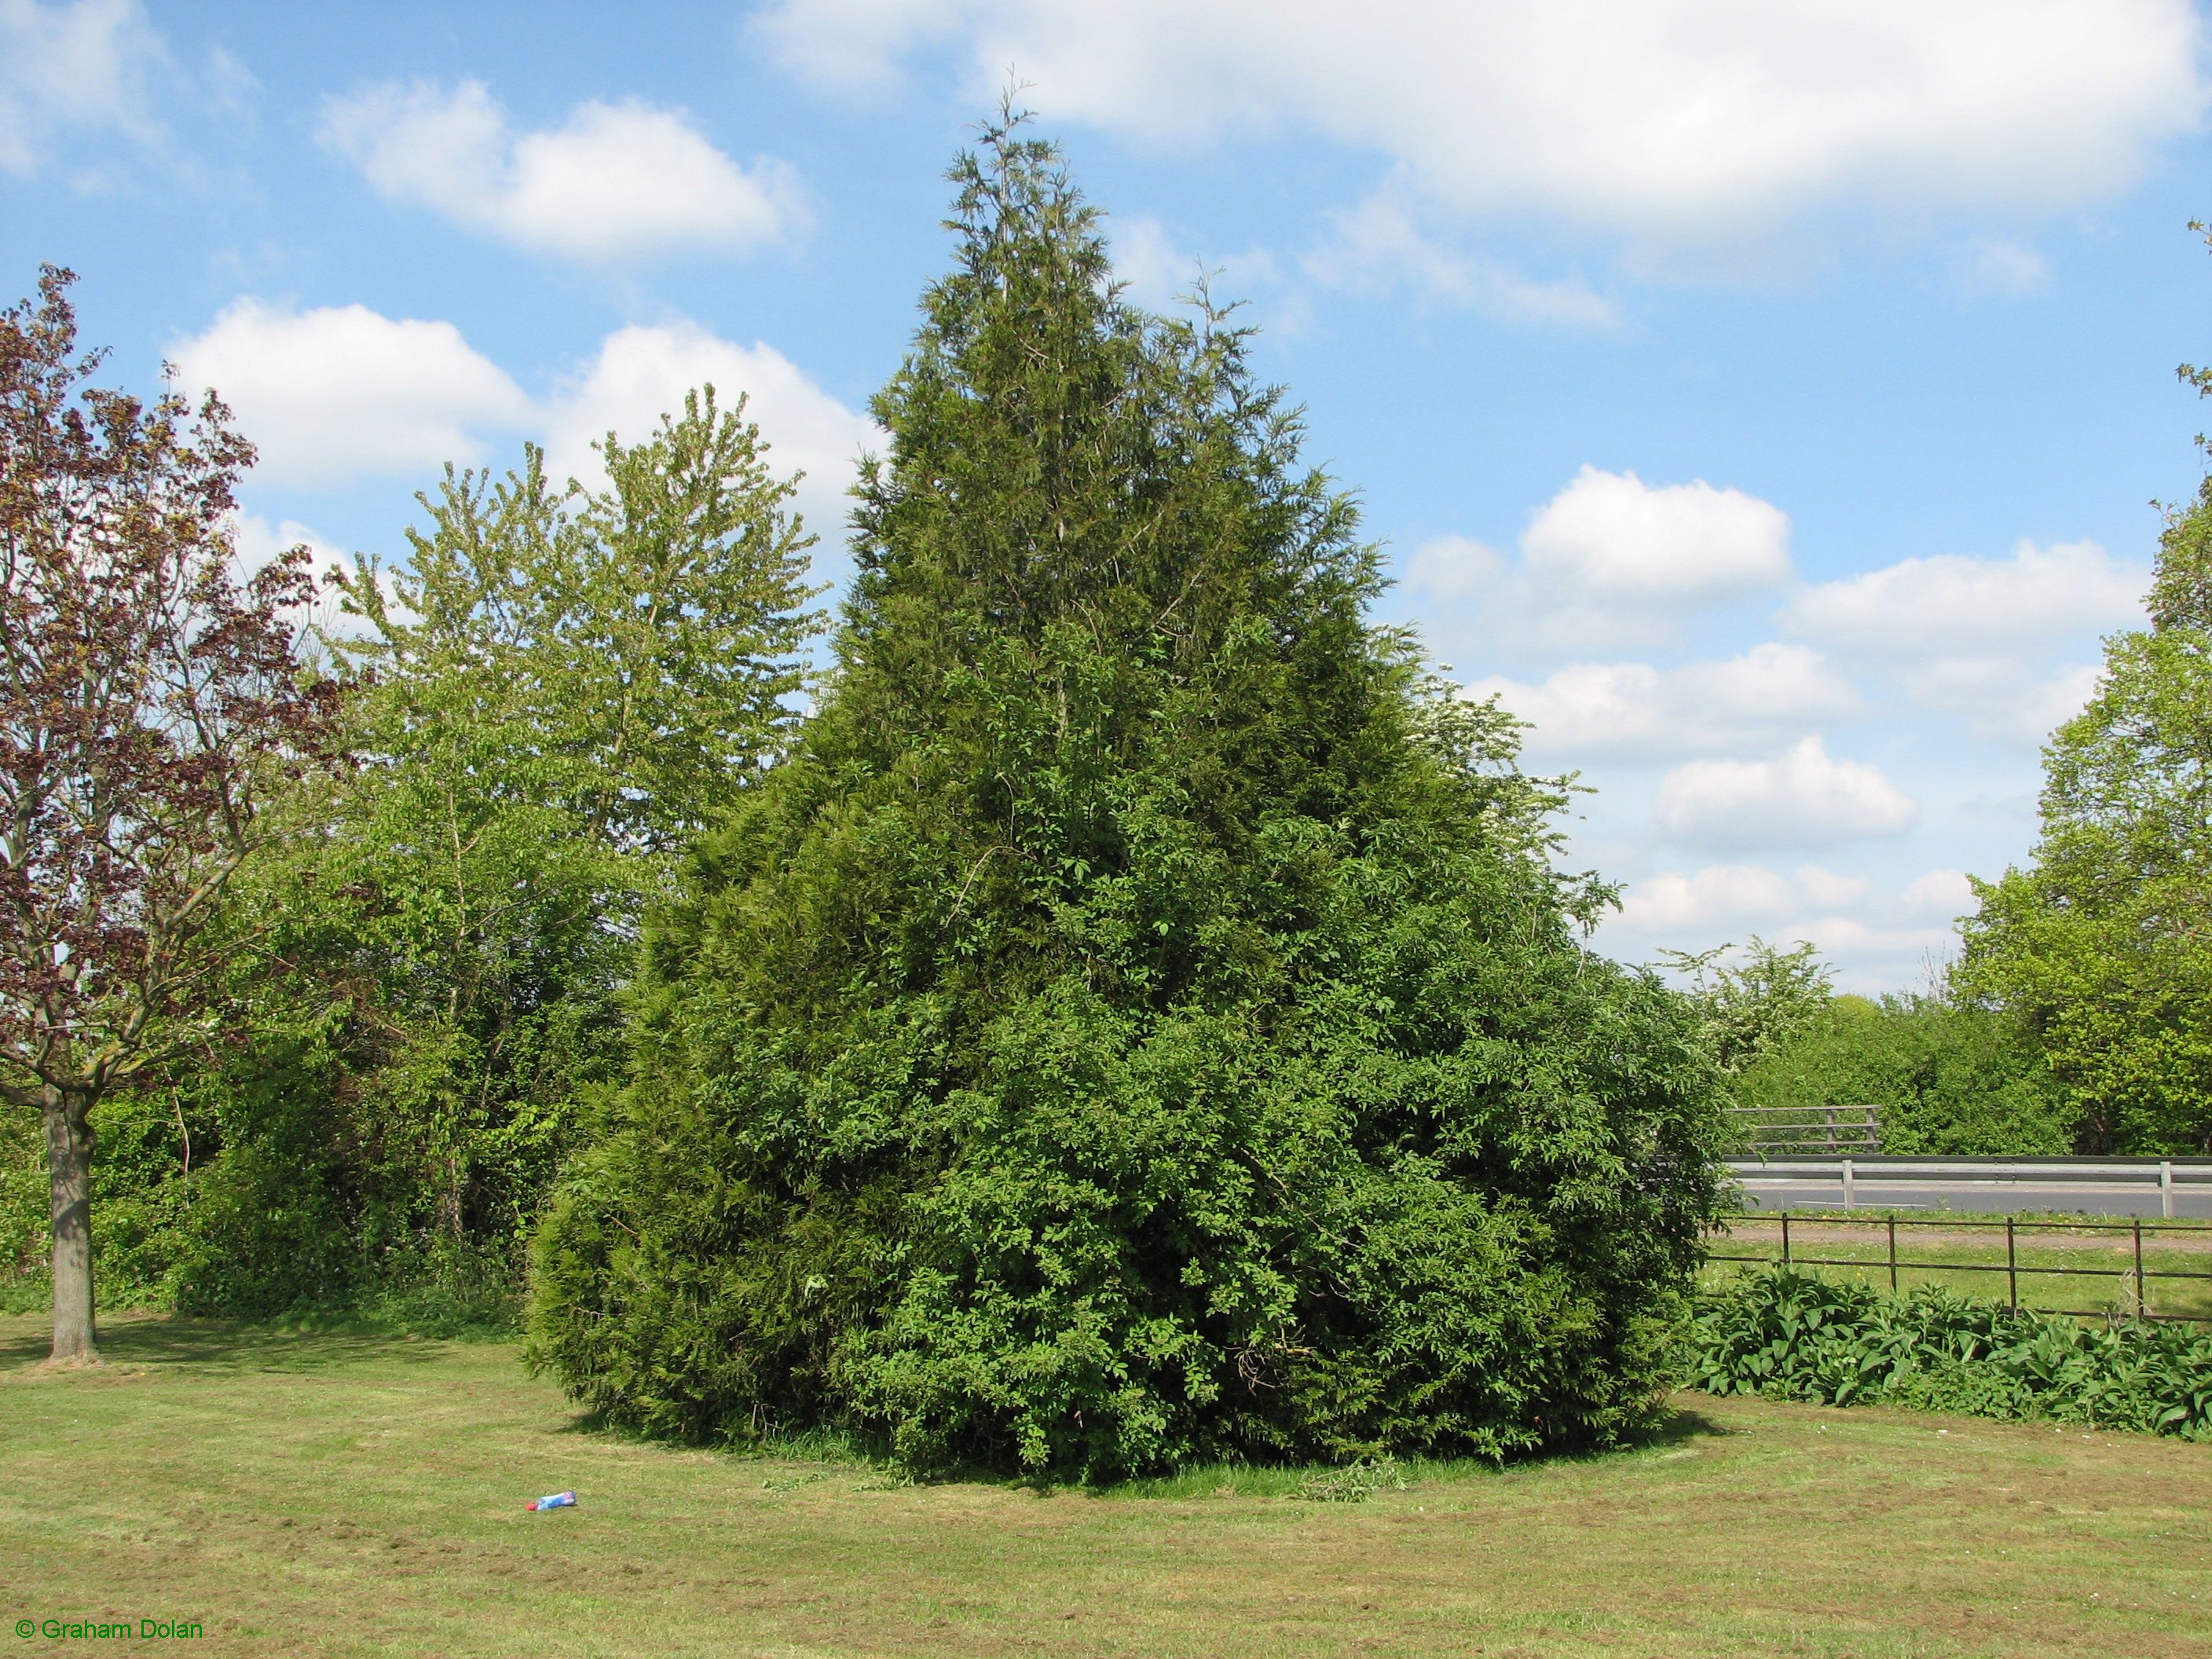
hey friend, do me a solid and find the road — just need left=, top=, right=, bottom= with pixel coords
left=1723, top=1157, right=2212, bottom=1220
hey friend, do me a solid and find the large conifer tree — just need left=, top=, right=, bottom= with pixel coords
left=529, top=120, right=1723, bottom=1476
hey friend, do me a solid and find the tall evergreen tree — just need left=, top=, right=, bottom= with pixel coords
left=529, top=119, right=1724, bottom=1477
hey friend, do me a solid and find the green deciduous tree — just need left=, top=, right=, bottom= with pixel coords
left=289, top=393, right=822, bottom=1256
left=1733, top=992, right=2071, bottom=1155
left=14, top=388, right=826, bottom=1319
left=1661, top=937, right=1835, bottom=1078
left=528, top=119, right=1726, bottom=1478
left=1957, top=222, right=2212, bottom=1153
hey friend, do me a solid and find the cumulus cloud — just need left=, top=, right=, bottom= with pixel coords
left=1785, top=538, right=2141, bottom=744
left=1955, top=237, right=2052, bottom=296
left=1302, top=194, right=1617, bottom=325
left=542, top=321, right=880, bottom=545
left=169, top=299, right=536, bottom=485
left=1525, top=466, right=1793, bottom=600
left=172, top=299, right=877, bottom=568
left=1784, top=538, right=2143, bottom=657
left=1610, top=863, right=1798, bottom=936
left=752, top=0, right=2208, bottom=241
left=227, top=513, right=388, bottom=642
left=1657, top=735, right=1918, bottom=851
left=1902, top=868, right=1976, bottom=921
left=1407, top=466, right=1793, bottom=657
left=1, top=0, right=178, bottom=175
left=1599, top=860, right=1966, bottom=991
left=319, top=79, right=802, bottom=262
left=1108, top=214, right=1282, bottom=312
left=1893, top=657, right=2107, bottom=747
left=1467, top=643, right=1860, bottom=764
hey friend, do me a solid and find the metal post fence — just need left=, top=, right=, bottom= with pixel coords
left=1702, top=1211, right=2212, bottom=1324
left=2135, top=1221, right=2146, bottom=1317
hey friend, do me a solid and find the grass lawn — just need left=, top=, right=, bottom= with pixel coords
left=4, top=1313, right=2210, bottom=1658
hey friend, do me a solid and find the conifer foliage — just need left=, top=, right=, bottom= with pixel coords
left=529, top=120, right=1725, bottom=1476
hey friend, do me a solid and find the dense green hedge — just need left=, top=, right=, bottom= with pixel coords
left=1688, top=1265, right=2212, bottom=1439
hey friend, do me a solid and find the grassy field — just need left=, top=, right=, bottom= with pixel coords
left=1704, top=1213, right=2212, bottom=1323
left=5, top=1314, right=2211, bottom=1658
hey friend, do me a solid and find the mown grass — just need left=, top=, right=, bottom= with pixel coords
left=1705, top=1212, right=2212, bottom=1323
left=5, top=1312, right=2212, bottom=1657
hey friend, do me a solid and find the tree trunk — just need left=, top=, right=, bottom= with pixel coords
left=42, top=1086, right=97, bottom=1364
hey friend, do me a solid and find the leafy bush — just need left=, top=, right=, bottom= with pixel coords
left=1688, top=1265, right=2212, bottom=1439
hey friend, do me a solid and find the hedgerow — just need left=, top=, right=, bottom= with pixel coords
left=1688, top=1265, right=2212, bottom=1439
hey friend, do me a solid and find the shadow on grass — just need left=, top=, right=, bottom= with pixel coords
left=1635, top=1403, right=1734, bottom=1449
left=0, top=1312, right=495, bottom=1378
left=537, top=1393, right=1744, bottom=1503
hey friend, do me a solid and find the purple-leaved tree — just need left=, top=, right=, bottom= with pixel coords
left=0, top=268, right=338, bottom=1363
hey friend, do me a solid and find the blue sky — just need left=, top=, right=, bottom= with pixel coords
left=6, top=0, right=2210, bottom=991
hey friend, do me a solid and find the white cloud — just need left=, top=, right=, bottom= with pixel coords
left=0, top=0, right=170, bottom=175
left=172, top=300, right=877, bottom=511
left=746, top=0, right=956, bottom=93
left=1408, top=466, right=1794, bottom=657
left=754, top=0, right=2208, bottom=240
left=227, top=513, right=391, bottom=642
left=1895, top=657, right=2107, bottom=747
left=1468, top=643, right=1860, bottom=763
left=1785, top=539, right=2142, bottom=744
left=1402, top=534, right=1507, bottom=603
left=1657, top=735, right=1918, bottom=851
left=1302, top=194, right=1617, bottom=325
left=1611, top=863, right=1797, bottom=935
left=169, top=300, right=535, bottom=486
left=319, top=79, right=802, bottom=262
left=1525, top=466, right=1793, bottom=600
left=1599, top=860, right=1965, bottom=991
left=230, top=512, right=341, bottom=580
left=1785, top=538, right=2143, bottom=657
left=1956, top=237, right=2052, bottom=296
left=1796, top=864, right=1873, bottom=911
left=1108, top=214, right=1282, bottom=312
left=1902, top=868, right=1976, bottom=921
left=542, top=321, right=880, bottom=548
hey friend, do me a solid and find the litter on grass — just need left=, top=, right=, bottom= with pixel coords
left=526, top=1491, right=577, bottom=1511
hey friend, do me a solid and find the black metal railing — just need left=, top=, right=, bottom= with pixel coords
left=1705, top=1211, right=2212, bottom=1324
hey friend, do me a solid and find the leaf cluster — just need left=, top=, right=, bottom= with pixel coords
left=0, top=266, right=338, bottom=1108
left=1689, top=1265, right=2212, bottom=1439
left=1958, top=471, right=2212, bottom=1152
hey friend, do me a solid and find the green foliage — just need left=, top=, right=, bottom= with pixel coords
left=0, top=386, right=825, bottom=1317
left=1688, top=1265, right=2212, bottom=1439
left=529, top=118, right=1727, bottom=1480
left=1292, top=1453, right=1408, bottom=1503
left=1956, top=222, right=2212, bottom=1155
left=1662, top=938, right=1834, bottom=1077
left=1733, top=992, right=2071, bottom=1155
left=1957, top=470, right=2212, bottom=1153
